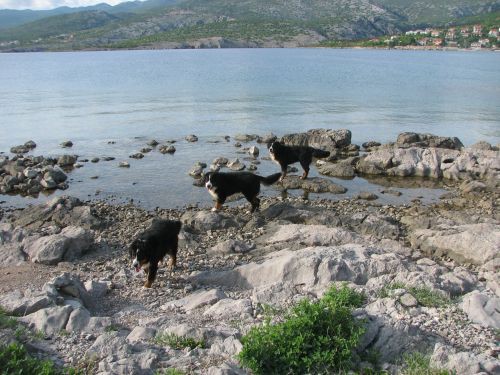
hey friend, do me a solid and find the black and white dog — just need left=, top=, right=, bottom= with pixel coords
left=130, top=219, right=182, bottom=288
left=268, top=141, right=330, bottom=181
left=205, top=171, right=281, bottom=212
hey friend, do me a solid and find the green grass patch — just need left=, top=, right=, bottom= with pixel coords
left=378, top=283, right=451, bottom=308
left=237, top=284, right=365, bottom=375
left=153, top=333, right=205, bottom=350
left=0, top=308, right=17, bottom=330
left=155, top=369, right=186, bottom=375
left=0, top=343, right=59, bottom=375
left=400, top=352, right=452, bottom=375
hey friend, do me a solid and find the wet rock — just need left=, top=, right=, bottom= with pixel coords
left=44, top=166, right=67, bottom=184
left=91, top=157, right=100, bottom=163
left=60, top=140, right=73, bottom=148
left=213, top=157, right=228, bottom=166
left=24, top=140, right=37, bottom=149
left=189, top=163, right=205, bottom=177
left=234, top=142, right=242, bottom=148
left=147, top=139, right=159, bottom=147
left=362, top=141, right=381, bottom=150
left=281, top=128, right=352, bottom=150
left=227, top=159, right=245, bottom=171
left=234, top=134, right=257, bottom=142
left=460, top=291, right=500, bottom=329
left=396, top=132, right=463, bottom=150
left=248, top=146, right=259, bottom=157
left=317, top=160, right=356, bottom=178
left=159, top=145, right=176, bottom=154
left=279, top=176, right=347, bottom=194
left=119, top=162, right=130, bottom=168
left=57, top=155, right=77, bottom=167
left=129, top=153, right=144, bottom=159
left=356, top=192, right=379, bottom=201
left=257, top=133, right=277, bottom=144
left=380, top=189, right=402, bottom=196
left=140, top=147, right=152, bottom=154
left=10, top=145, right=30, bottom=154
left=186, top=134, right=198, bottom=142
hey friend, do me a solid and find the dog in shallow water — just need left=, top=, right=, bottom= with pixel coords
left=204, top=171, right=281, bottom=212
left=130, top=219, right=182, bottom=288
left=268, top=141, right=330, bottom=181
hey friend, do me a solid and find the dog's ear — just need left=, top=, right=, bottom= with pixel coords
left=129, top=239, right=138, bottom=257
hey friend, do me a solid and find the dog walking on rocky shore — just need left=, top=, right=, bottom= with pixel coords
left=268, top=141, right=330, bottom=181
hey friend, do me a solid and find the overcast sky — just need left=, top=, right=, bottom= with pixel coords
left=0, top=1, right=142, bottom=10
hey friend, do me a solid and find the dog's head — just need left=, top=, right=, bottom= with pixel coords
left=204, top=171, right=216, bottom=191
left=129, top=238, right=149, bottom=272
left=268, top=141, right=281, bottom=155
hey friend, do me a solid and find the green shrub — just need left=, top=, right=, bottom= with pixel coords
left=0, top=343, right=58, bottom=375
left=154, top=333, right=205, bottom=350
left=237, top=284, right=365, bottom=375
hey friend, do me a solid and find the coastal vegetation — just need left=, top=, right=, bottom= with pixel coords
left=237, top=284, right=366, bottom=374
left=0, top=0, right=498, bottom=51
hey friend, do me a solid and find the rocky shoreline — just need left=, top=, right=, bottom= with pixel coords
left=0, top=130, right=499, bottom=374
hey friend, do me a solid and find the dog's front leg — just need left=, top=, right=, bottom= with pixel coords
left=167, top=254, right=177, bottom=271
left=144, top=262, right=158, bottom=288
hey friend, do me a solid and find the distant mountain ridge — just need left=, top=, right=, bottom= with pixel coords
left=0, top=0, right=498, bottom=51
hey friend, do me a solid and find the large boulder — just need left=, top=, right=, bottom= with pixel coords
left=24, top=226, right=94, bottom=265
left=396, top=132, right=464, bottom=150
left=281, top=129, right=351, bottom=150
left=0, top=290, right=54, bottom=316
left=181, top=211, right=239, bottom=232
left=279, top=176, right=347, bottom=194
left=460, top=291, right=500, bottom=329
left=20, top=305, right=73, bottom=336
left=410, top=223, right=499, bottom=265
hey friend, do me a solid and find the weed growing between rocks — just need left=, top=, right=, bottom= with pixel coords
left=153, top=333, right=206, bottom=350
left=237, top=284, right=365, bottom=375
left=399, top=352, right=452, bottom=375
left=378, top=283, right=451, bottom=308
left=0, top=307, right=17, bottom=329
left=155, top=369, right=186, bottom=375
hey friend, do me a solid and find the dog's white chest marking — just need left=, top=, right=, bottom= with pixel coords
left=206, top=177, right=219, bottom=200
left=270, top=152, right=281, bottom=167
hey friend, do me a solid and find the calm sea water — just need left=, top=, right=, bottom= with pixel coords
left=0, top=48, right=499, bottom=209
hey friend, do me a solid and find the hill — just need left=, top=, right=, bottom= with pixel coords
left=0, top=0, right=498, bottom=51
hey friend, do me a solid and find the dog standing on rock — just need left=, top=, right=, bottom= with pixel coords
left=268, top=141, right=330, bottom=181
left=205, top=171, right=281, bottom=212
left=130, top=219, right=182, bottom=288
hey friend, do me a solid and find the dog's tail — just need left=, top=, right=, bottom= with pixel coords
left=312, top=148, right=330, bottom=158
left=258, top=172, right=282, bottom=186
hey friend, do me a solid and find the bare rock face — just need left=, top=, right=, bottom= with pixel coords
left=279, top=175, right=347, bottom=194
left=396, top=132, right=464, bottom=150
left=410, top=223, right=499, bottom=265
left=24, top=226, right=94, bottom=265
left=281, top=128, right=352, bottom=150
left=460, top=291, right=500, bottom=329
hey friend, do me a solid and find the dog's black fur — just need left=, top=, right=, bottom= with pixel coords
left=129, top=219, right=182, bottom=288
left=268, top=141, right=330, bottom=181
left=205, top=171, right=281, bottom=212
